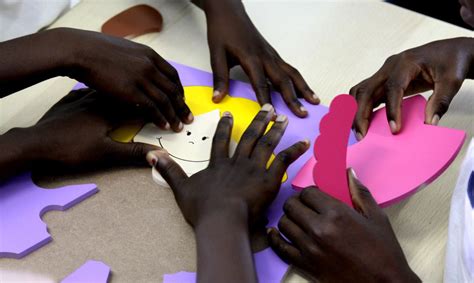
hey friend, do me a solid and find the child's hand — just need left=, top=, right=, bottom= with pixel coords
left=350, top=37, right=474, bottom=139
left=59, top=28, right=193, bottom=132
left=151, top=104, right=309, bottom=227
left=203, top=1, right=319, bottom=117
left=30, top=88, right=158, bottom=168
left=268, top=170, right=420, bottom=283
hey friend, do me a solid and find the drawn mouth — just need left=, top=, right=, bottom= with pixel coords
left=157, top=137, right=209, bottom=163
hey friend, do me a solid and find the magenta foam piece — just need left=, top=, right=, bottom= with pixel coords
left=312, top=94, right=357, bottom=206
left=163, top=248, right=288, bottom=283
left=292, top=95, right=466, bottom=206
left=61, top=260, right=110, bottom=283
left=0, top=173, right=98, bottom=258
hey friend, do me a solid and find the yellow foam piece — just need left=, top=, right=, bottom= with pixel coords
left=111, top=86, right=286, bottom=181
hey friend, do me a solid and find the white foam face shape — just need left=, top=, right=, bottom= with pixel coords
left=134, top=110, right=236, bottom=187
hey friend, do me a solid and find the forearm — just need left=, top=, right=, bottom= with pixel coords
left=0, top=127, right=41, bottom=181
left=0, top=28, right=73, bottom=98
left=195, top=207, right=257, bottom=283
left=191, top=0, right=246, bottom=16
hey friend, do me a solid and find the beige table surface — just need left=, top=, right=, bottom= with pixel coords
left=1, top=0, right=473, bottom=282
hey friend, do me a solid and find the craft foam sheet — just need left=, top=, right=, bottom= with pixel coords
left=163, top=248, right=288, bottom=283
left=293, top=95, right=466, bottom=206
left=0, top=173, right=97, bottom=258
left=61, top=260, right=110, bottom=283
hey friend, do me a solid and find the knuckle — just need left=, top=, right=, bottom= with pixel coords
left=243, top=129, right=259, bottom=140
left=258, top=136, right=275, bottom=149
left=436, top=95, right=452, bottom=114
left=283, top=196, right=298, bottom=214
left=300, top=188, right=314, bottom=201
left=276, top=151, right=292, bottom=164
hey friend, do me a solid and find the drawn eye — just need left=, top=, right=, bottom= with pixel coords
left=202, top=136, right=209, bottom=141
left=186, top=131, right=191, bottom=136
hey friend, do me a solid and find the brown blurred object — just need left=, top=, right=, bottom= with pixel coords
left=101, top=4, right=163, bottom=38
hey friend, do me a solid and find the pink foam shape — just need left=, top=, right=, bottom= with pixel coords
left=61, top=260, right=110, bottom=283
left=313, top=94, right=357, bottom=206
left=0, top=173, right=98, bottom=258
left=292, top=95, right=466, bottom=207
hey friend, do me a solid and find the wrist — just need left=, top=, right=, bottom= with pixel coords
left=37, top=28, right=77, bottom=77
left=202, top=0, right=246, bottom=19
left=379, top=266, right=420, bottom=283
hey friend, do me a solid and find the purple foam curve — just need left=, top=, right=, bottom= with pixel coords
left=0, top=173, right=98, bottom=258
left=163, top=248, right=288, bottom=283
left=61, top=260, right=110, bottom=283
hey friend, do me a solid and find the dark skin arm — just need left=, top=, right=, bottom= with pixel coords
left=191, top=0, right=319, bottom=117
left=268, top=169, right=421, bottom=283
left=149, top=105, right=309, bottom=283
left=0, top=88, right=158, bottom=181
left=350, top=37, right=474, bottom=140
left=0, top=27, right=192, bottom=132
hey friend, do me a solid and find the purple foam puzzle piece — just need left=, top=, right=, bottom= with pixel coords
left=0, top=173, right=98, bottom=258
left=163, top=248, right=288, bottom=283
left=61, top=260, right=110, bottom=283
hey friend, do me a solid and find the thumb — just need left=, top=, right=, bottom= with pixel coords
left=210, top=48, right=229, bottom=103
left=347, top=168, right=380, bottom=219
left=147, top=150, right=188, bottom=195
left=425, top=80, right=461, bottom=125
left=105, top=140, right=159, bottom=166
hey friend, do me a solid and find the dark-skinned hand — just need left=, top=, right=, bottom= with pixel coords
left=268, top=169, right=421, bottom=283
left=0, top=28, right=192, bottom=132
left=350, top=37, right=474, bottom=140
left=201, top=0, right=319, bottom=117
left=29, top=88, right=158, bottom=168
left=149, top=104, right=309, bottom=227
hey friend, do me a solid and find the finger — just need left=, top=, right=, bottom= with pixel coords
left=150, top=149, right=189, bottom=194
left=210, top=48, right=230, bottom=103
left=233, top=104, right=275, bottom=159
left=265, top=62, right=307, bottom=117
left=283, top=195, right=322, bottom=238
left=104, top=140, right=160, bottom=166
left=280, top=62, right=319, bottom=104
left=267, top=227, right=303, bottom=266
left=278, top=215, right=315, bottom=251
left=152, top=74, right=194, bottom=124
left=252, top=114, right=288, bottom=165
left=142, top=83, right=182, bottom=132
left=268, top=139, right=310, bottom=179
left=350, top=84, right=376, bottom=140
left=299, top=187, right=340, bottom=214
left=241, top=59, right=272, bottom=106
left=137, top=94, right=170, bottom=130
left=210, top=112, right=233, bottom=165
left=383, top=67, right=418, bottom=134
left=150, top=51, right=185, bottom=97
left=347, top=168, right=382, bottom=219
left=425, top=79, right=462, bottom=125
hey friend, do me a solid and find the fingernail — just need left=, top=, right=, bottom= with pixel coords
left=389, top=120, right=398, bottom=134
left=261, top=104, right=273, bottom=112
left=299, top=105, right=307, bottom=113
left=302, top=138, right=310, bottom=146
left=222, top=111, right=233, bottom=117
left=178, top=122, right=184, bottom=131
left=356, top=132, right=364, bottom=141
left=213, top=90, right=221, bottom=98
left=349, top=168, right=358, bottom=179
left=146, top=151, right=159, bottom=166
left=312, top=93, right=320, bottom=102
left=164, top=122, right=170, bottom=130
left=431, top=114, right=440, bottom=125
left=275, top=114, right=287, bottom=123
left=266, top=227, right=273, bottom=234
left=186, top=112, right=194, bottom=123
